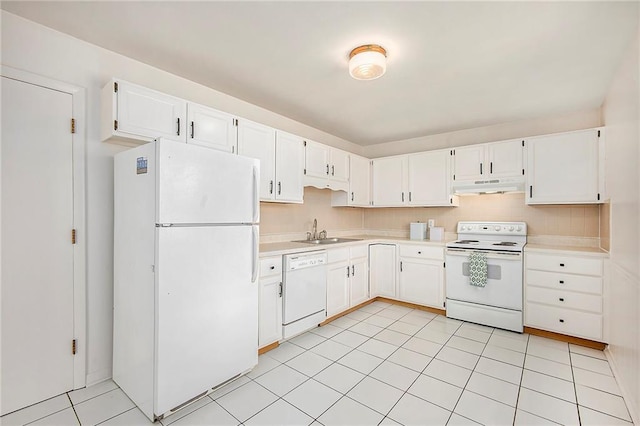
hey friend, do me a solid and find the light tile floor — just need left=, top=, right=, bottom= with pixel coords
left=1, top=301, right=633, bottom=425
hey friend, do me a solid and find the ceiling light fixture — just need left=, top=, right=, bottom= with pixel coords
left=348, top=44, right=387, bottom=80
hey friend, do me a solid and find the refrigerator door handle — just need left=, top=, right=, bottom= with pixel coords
left=252, top=166, right=259, bottom=223
left=251, top=225, right=259, bottom=283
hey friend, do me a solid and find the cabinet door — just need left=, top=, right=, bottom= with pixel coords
left=349, top=155, right=371, bottom=206
left=408, top=150, right=451, bottom=206
left=327, top=262, right=350, bottom=317
left=237, top=120, right=276, bottom=201
left=258, top=275, right=282, bottom=348
left=453, top=145, right=485, bottom=181
left=275, top=131, right=305, bottom=203
left=372, top=156, right=407, bottom=206
left=330, top=148, right=350, bottom=183
left=187, top=103, right=237, bottom=153
left=369, top=244, right=397, bottom=298
left=488, top=139, right=523, bottom=178
left=305, top=140, right=330, bottom=179
left=350, top=258, right=369, bottom=307
left=116, top=81, right=186, bottom=142
left=527, top=130, right=600, bottom=204
left=399, top=259, right=442, bottom=308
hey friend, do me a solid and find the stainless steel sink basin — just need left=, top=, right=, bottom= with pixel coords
left=293, top=237, right=363, bottom=245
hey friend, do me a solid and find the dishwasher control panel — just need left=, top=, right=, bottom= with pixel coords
left=285, top=251, right=327, bottom=271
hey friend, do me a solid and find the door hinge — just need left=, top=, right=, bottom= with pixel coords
left=304, top=168, right=307, bottom=175
left=597, top=130, right=601, bottom=137
left=72, top=339, right=77, bottom=355
left=304, top=140, right=307, bottom=147
left=114, top=120, right=118, bottom=131
left=71, top=118, right=76, bottom=134
left=71, top=229, right=77, bottom=244
left=522, top=140, right=525, bottom=147
left=114, top=81, right=118, bottom=93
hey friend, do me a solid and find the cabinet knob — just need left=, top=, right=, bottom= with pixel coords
left=559, top=319, right=565, bottom=323
left=559, top=280, right=565, bottom=284
left=270, top=266, right=275, bottom=270
left=418, top=251, right=422, bottom=254
left=559, top=263, right=565, bottom=267
left=559, top=298, right=564, bottom=302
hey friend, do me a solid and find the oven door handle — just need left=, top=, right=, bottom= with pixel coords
left=446, top=248, right=522, bottom=260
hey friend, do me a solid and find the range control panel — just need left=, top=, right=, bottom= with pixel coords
left=457, top=221, right=527, bottom=236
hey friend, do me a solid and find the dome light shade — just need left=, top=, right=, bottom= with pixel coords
left=349, top=44, right=387, bottom=80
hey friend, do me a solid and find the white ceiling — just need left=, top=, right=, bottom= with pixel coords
left=2, top=1, right=637, bottom=145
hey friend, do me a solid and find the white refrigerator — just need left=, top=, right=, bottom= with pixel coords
left=113, top=138, right=260, bottom=421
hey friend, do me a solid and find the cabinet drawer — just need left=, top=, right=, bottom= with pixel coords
left=526, top=270, right=602, bottom=295
left=328, top=248, right=349, bottom=264
left=260, top=256, right=282, bottom=277
left=526, top=253, right=602, bottom=276
left=399, top=244, right=443, bottom=261
left=525, top=302, right=602, bottom=341
left=350, top=245, right=368, bottom=259
left=526, top=286, right=602, bottom=313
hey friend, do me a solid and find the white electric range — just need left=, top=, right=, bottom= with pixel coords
left=445, top=221, right=527, bottom=332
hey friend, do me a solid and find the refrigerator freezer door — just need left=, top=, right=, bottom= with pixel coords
left=154, top=225, right=258, bottom=416
left=156, top=139, right=259, bottom=225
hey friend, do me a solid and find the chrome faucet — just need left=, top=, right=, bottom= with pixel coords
left=312, top=218, right=318, bottom=240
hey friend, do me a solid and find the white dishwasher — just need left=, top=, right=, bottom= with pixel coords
left=282, top=250, right=328, bottom=339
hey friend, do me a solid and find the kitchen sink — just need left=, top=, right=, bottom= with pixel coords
left=293, top=237, right=363, bottom=245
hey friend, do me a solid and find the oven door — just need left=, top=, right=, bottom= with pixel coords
left=445, top=248, right=523, bottom=310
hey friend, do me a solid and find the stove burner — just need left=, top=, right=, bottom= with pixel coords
left=493, top=242, right=517, bottom=246
left=457, top=240, right=479, bottom=244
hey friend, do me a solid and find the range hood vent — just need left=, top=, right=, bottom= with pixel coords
left=452, top=177, right=525, bottom=195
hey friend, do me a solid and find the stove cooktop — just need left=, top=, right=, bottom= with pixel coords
left=447, top=221, right=528, bottom=252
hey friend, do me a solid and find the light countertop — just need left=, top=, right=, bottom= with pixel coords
left=259, top=235, right=449, bottom=257
left=525, top=244, right=609, bottom=257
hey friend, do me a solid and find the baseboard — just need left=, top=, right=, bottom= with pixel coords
left=375, top=297, right=446, bottom=317
left=523, top=327, right=606, bottom=350
left=258, top=341, right=279, bottom=355
left=605, top=346, right=639, bottom=425
left=320, top=299, right=377, bottom=326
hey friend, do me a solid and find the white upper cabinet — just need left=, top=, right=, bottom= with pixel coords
left=237, top=122, right=303, bottom=203
left=331, top=154, right=371, bottom=207
left=453, top=139, right=523, bottom=182
left=101, top=79, right=186, bottom=144
left=237, top=119, right=276, bottom=200
left=408, top=150, right=457, bottom=206
left=275, top=131, right=305, bottom=203
left=304, top=140, right=349, bottom=191
left=372, top=156, right=408, bottom=206
left=526, top=129, right=602, bottom=204
left=186, top=102, right=237, bottom=153
left=488, top=140, right=524, bottom=178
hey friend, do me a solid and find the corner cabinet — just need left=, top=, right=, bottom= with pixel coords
left=304, top=140, right=349, bottom=191
left=526, top=129, right=604, bottom=204
left=398, top=244, right=445, bottom=309
left=237, top=121, right=304, bottom=203
left=369, top=244, right=397, bottom=298
left=101, top=79, right=186, bottom=144
left=332, top=154, right=371, bottom=207
left=258, top=256, right=283, bottom=349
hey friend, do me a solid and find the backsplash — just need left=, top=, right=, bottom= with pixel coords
left=260, top=189, right=603, bottom=245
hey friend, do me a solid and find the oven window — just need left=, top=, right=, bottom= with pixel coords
left=462, top=262, right=502, bottom=280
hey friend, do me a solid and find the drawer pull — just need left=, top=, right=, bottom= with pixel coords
left=559, top=319, right=565, bottom=323
left=559, top=280, right=565, bottom=284
left=560, top=263, right=565, bottom=267
left=270, top=266, right=275, bottom=270
left=559, top=298, right=564, bottom=302
left=418, top=251, right=422, bottom=254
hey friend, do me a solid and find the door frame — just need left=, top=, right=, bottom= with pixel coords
left=1, top=65, right=87, bottom=390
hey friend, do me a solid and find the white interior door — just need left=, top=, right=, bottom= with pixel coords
left=1, top=77, right=75, bottom=415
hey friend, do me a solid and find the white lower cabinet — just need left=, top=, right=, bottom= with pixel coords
left=525, top=250, right=605, bottom=342
left=369, top=244, right=397, bottom=298
left=258, top=256, right=283, bottom=348
left=398, top=244, right=445, bottom=309
left=326, top=245, right=369, bottom=318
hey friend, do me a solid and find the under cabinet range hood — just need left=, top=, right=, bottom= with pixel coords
left=452, top=177, right=525, bottom=195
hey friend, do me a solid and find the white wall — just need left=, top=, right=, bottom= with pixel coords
left=363, top=108, right=602, bottom=158
left=0, top=11, right=361, bottom=384
left=602, top=21, right=640, bottom=423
